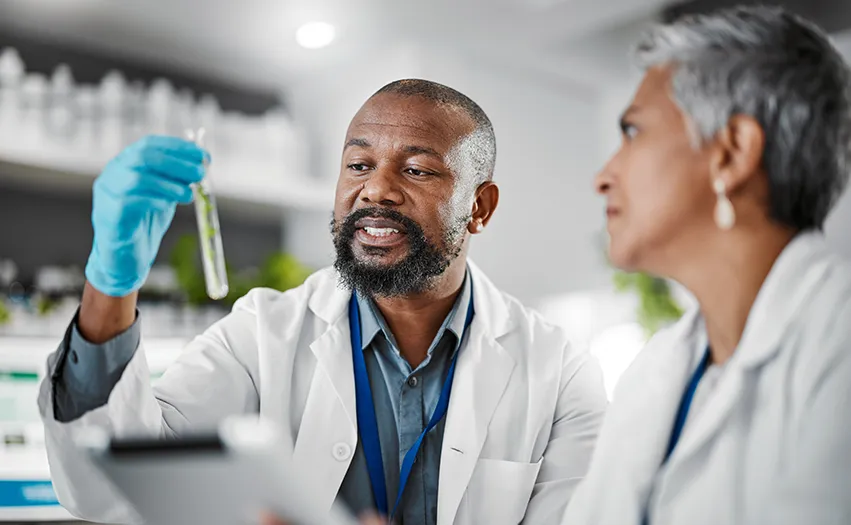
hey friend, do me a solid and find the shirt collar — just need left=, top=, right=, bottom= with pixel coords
left=355, top=268, right=472, bottom=355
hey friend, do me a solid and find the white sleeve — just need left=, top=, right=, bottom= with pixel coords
left=38, top=291, right=263, bottom=524
left=522, top=349, right=608, bottom=524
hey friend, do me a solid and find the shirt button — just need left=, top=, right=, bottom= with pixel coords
left=332, top=442, right=352, bottom=461
left=69, top=351, right=78, bottom=364
left=407, top=376, right=419, bottom=387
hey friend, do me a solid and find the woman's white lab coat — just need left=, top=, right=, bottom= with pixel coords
left=38, top=262, right=607, bottom=525
left=563, top=232, right=851, bottom=525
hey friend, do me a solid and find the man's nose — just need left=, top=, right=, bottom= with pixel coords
left=362, top=166, right=404, bottom=206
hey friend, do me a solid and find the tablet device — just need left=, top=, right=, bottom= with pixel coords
left=76, top=416, right=359, bottom=525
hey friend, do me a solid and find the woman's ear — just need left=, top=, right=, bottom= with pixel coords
left=712, top=114, right=765, bottom=192
left=468, top=181, right=499, bottom=234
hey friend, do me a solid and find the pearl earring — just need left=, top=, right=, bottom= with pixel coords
left=713, top=179, right=735, bottom=230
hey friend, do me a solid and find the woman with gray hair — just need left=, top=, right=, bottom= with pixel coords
left=565, top=5, right=851, bottom=525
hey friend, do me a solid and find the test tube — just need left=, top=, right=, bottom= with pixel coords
left=185, top=127, right=229, bottom=300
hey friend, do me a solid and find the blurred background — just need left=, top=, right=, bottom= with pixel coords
left=0, top=0, right=849, bottom=521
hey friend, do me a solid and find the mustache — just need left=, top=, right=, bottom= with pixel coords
left=331, top=206, right=466, bottom=297
left=335, top=207, right=424, bottom=238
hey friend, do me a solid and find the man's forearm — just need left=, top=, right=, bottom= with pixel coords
left=78, top=281, right=138, bottom=344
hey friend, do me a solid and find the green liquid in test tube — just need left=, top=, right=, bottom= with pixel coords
left=185, top=127, right=229, bottom=300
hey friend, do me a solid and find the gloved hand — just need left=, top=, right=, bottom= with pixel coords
left=85, top=135, right=208, bottom=297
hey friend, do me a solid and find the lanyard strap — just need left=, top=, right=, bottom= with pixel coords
left=349, top=288, right=474, bottom=519
left=645, top=347, right=712, bottom=525
left=663, top=346, right=712, bottom=463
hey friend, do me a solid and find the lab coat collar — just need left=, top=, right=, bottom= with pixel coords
left=466, top=260, right=514, bottom=339
left=730, top=230, right=832, bottom=370
left=306, top=268, right=351, bottom=326
left=665, top=231, right=834, bottom=470
left=305, top=259, right=513, bottom=340
left=355, top=269, right=473, bottom=356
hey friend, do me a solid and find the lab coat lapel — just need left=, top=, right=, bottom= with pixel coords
left=607, top=313, right=701, bottom=512
left=668, top=232, right=831, bottom=467
left=436, top=263, right=517, bottom=525
left=437, top=324, right=515, bottom=525
left=291, top=271, right=357, bottom=510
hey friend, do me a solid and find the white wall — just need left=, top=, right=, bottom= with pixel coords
left=281, top=44, right=428, bottom=269
left=416, top=51, right=612, bottom=303
left=826, top=187, right=851, bottom=259
left=827, top=31, right=851, bottom=259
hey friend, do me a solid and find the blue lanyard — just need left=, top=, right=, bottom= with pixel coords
left=663, top=346, right=712, bottom=463
left=644, top=347, right=713, bottom=525
left=349, top=288, right=474, bottom=520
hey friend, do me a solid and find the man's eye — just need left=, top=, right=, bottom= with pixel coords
left=405, top=168, right=433, bottom=177
left=348, top=163, right=371, bottom=172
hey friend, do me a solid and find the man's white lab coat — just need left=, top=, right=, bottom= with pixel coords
left=39, top=262, right=607, bottom=525
left=563, top=232, right=851, bottom=525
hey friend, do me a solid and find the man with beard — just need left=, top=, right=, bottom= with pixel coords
left=38, top=79, right=607, bottom=525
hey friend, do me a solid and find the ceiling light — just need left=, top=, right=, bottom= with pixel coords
left=296, top=22, right=336, bottom=49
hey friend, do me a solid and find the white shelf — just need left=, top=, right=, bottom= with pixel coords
left=0, top=335, right=188, bottom=371
left=0, top=139, right=336, bottom=213
left=0, top=506, right=76, bottom=522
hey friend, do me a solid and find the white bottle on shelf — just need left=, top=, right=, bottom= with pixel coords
left=197, top=93, right=220, bottom=152
left=74, top=85, right=99, bottom=157
left=99, top=70, right=127, bottom=157
left=46, top=64, right=76, bottom=144
left=214, top=110, right=237, bottom=179
left=174, top=87, right=195, bottom=135
left=146, top=78, right=174, bottom=136
left=125, top=80, right=147, bottom=143
left=19, top=72, right=48, bottom=153
left=263, top=107, right=299, bottom=181
left=0, top=48, right=25, bottom=144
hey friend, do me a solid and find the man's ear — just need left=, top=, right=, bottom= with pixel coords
left=468, top=181, right=499, bottom=234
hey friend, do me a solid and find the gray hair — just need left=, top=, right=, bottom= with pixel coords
left=634, top=5, right=851, bottom=230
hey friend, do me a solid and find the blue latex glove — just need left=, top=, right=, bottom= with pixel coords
left=85, top=135, right=208, bottom=297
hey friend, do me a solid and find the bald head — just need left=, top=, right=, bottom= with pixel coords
left=372, top=79, right=497, bottom=186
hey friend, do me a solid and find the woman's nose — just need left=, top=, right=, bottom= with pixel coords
left=595, top=159, right=615, bottom=195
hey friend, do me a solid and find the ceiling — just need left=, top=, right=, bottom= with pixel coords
left=0, top=0, right=675, bottom=92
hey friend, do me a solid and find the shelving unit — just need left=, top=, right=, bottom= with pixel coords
left=0, top=37, right=335, bottom=521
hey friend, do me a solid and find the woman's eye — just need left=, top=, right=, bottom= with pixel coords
left=620, top=122, right=639, bottom=140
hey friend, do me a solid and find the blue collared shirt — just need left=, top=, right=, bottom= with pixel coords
left=338, top=270, right=472, bottom=525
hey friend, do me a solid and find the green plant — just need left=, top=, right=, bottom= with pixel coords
left=36, top=296, right=59, bottom=316
left=170, top=234, right=313, bottom=307
left=258, top=253, right=313, bottom=292
left=169, top=234, right=209, bottom=306
left=0, top=299, right=10, bottom=325
left=613, top=271, right=684, bottom=336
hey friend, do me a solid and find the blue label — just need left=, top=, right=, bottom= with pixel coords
left=0, top=480, right=60, bottom=507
